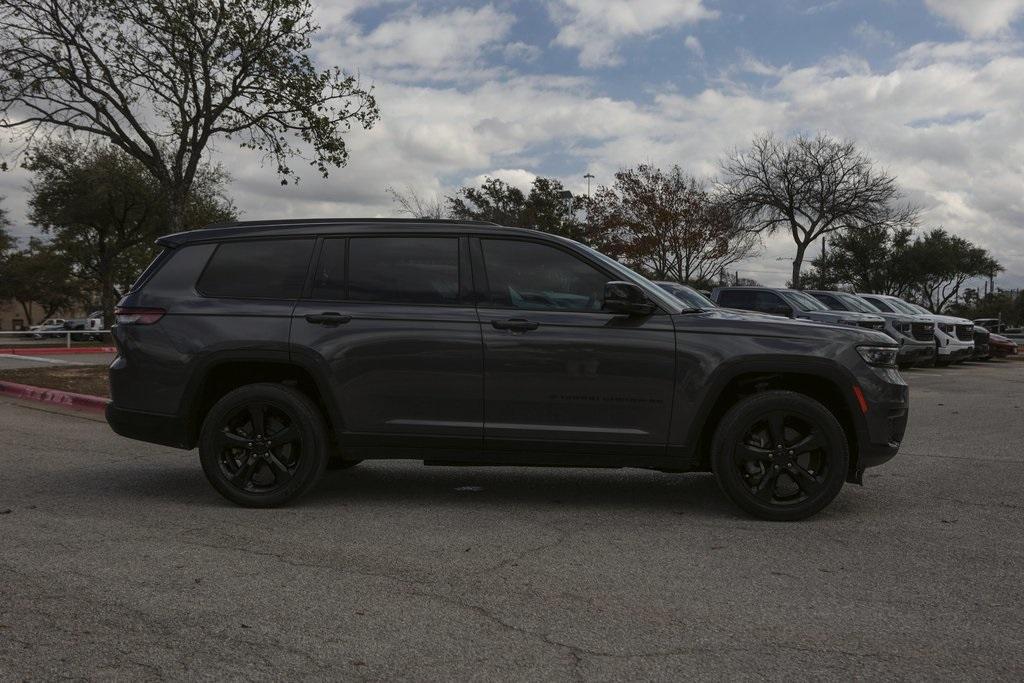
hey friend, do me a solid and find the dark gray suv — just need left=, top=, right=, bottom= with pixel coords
left=107, top=219, right=908, bottom=520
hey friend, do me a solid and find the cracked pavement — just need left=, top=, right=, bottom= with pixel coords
left=2, top=361, right=1024, bottom=680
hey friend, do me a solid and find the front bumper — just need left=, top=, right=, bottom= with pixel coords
left=895, top=338, right=935, bottom=366
left=853, top=366, right=909, bottom=475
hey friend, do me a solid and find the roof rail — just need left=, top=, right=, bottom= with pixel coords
left=201, top=217, right=503, bottom=229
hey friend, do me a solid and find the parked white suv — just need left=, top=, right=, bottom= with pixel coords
left=859, top=294, right=973, bottom=366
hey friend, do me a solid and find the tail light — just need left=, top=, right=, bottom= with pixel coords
left=114, top=307, right=166, bottom=325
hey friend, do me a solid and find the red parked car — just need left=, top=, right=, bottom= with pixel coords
left=988, top=332, right=1018, bottom=358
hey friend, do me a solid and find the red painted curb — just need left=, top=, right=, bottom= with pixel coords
left=0, top=380, right=110, bottom=414
left=0, top=346, right=116, bottom=356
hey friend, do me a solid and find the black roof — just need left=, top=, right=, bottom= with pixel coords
left=156, top=218, right=541, bottom=248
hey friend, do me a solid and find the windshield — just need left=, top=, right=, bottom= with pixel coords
left=836, top=293, right=881, bottom=314
left=656, top=282, right=716, bottom=309
left=783, top=290, right=830, bottom=312
left=891, top=299, right=927, bottom=315
left=576, top=243, right=686, bottom=311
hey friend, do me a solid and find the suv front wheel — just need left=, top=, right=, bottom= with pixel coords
left=710, top=391, right=849, bottom=521
left=198, top=383, right=330, bottom=507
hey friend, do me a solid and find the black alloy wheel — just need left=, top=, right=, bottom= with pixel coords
left=199, top=383, right=329, bottom=507
left=215, top=402, right=302, bottom=494
left=711, top=390, right=848, bottom=521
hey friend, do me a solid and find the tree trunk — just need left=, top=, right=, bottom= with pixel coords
left=165, top=183, right=187, bottom=233
left=18, top=300, right=34, bottom=326
left=791, top=241, right=809, bottom=289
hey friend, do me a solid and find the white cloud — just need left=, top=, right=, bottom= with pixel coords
left=467, top=169, right=538, bottom=193
left=315, top=4, right=516, bottom=82
left=924, top=0, right=1024, bottom=37
left=547, top=0, right=718, bottom=67
left=684, top=35, right=705, bottom=58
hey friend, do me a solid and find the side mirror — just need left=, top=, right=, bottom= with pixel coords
left=603, top=281, right=656, bottom=316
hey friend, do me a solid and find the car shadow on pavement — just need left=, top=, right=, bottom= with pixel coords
left=55, top=458, right=744, bottom=519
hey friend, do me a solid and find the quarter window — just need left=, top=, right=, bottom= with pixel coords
left=481, top=239, right=608, bottom=312
left=198, top=239, right=313, bottom=299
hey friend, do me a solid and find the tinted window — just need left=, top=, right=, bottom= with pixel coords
left=783, top=290, right=829, bottom=312
left=836, top=293, right=881, bottom=314
left=715, top=290, right=755, bottom=308
left=347, top=237, right=458, bottom=305
left=481, top=240, right=608, bottom=311
left=311, top=238, right=346, bottom=301
left=198, top=239, right=313, bottom=299
left=861, top=296, right=894, bottom=313
left=717, top=290, right=788, bottom=313
left=811, top=293, right=843, bottom=310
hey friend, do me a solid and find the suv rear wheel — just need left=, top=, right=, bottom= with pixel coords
left=710, top=390, right=849, bottom=521
left=198, top=383, right=329, bottom=507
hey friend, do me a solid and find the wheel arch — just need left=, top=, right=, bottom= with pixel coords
left=180, top=352, right=342, bottom=448
left=686, top=357, right=864, bottom=479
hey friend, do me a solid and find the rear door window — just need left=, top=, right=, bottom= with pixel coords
left=198, top=239, right=314, bottom=299
left=347, top=237, right=459, bottom=305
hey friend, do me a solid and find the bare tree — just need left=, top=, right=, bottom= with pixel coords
left=720, top=133, right=917, bottom=288
left=0, top=0, right=379, bottom=231
left=386, top=185, right=447, bottom=220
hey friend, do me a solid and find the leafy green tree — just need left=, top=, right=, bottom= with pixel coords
left=25, top=139, right=236, bottom=320
left=0, top=0, right=379, bottom=231
left=0, top=238, right=79, bottom=324
left=447, top=176, right=587, bottom=240
left=0, top=202, right=13, bottom=255
left=720, top=133, right=917, bottom=288
left=904, top=229, right=1001, bottom=312
left=806, top=225, right=914, bottom=295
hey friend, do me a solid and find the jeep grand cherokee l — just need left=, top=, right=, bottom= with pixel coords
left=107, top=219, right=908, bottom=521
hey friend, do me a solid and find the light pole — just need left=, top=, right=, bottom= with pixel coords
left=583, top=173, right=595, bottom=199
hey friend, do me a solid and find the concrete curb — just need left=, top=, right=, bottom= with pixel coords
left=0, top=380, right=110, bottom=414
left=0, top=346, right=116, bottom=356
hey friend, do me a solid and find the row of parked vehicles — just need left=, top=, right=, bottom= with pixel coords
left=655, top=283, right=1019, bottom=369
left=25, top=314, right=105, bottom=340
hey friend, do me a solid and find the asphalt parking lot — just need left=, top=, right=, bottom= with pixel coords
left=1, top=361, right=1023, bottom=680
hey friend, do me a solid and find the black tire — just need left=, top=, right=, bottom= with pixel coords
left=198, top=383, right=330, bottom=507
left=710, top=390, right=849, bottom=521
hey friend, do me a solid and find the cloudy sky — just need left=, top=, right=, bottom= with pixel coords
left=3, top=0, right=1024, bottom=288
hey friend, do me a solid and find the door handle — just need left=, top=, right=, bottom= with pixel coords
left=492, top=318, right=540, bottom=332
left=305, top=312, right=352, bottom=326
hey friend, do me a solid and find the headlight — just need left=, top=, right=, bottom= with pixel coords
left=938, top=323, right=953, bottom=333
left=896, top=321, right=912, bottom=333
left=857, top=345, right=898, bottom=367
